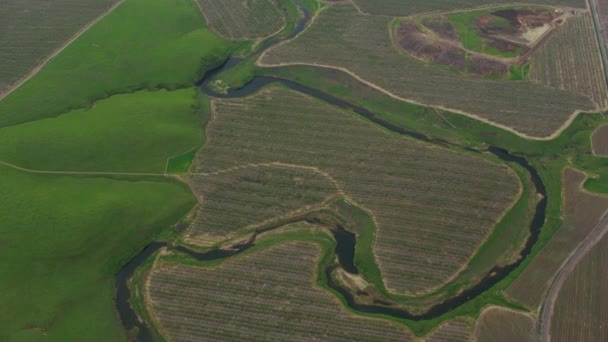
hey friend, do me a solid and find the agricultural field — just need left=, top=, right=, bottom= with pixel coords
left=0, top=164, right=195, bottom=340
left=261, top=2, right=596, bottom=138
left=529, top=12, right=608, bottom=108
left=0, top=0, right=119, bottom=94
left=0, top=89, right=204, bottom=173
left=474, top=306, right=536, bottom=342
left=350, top=0, right=585, bottom=16
left=146, top=240, right=415, bottom=341
left=507, top=168, right=608, bottom=307
left=425, top=319, right=473, bottom=342
left=187, top=164, right=339, bottom=245
left=0, top=0, right=237, bottom=128
left=192, top=87, right=520, bottom=295
left=195, top=0, right=285, bottom=39
left=551, top=224, right=608, bottom=342
left=592, top=124, right=608, bottom=156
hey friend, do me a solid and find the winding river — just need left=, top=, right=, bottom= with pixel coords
left=116, top=2, right=548, bottom=340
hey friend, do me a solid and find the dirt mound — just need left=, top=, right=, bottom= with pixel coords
left=422, top=17, right=459, bottom=41
left=397, top=22, right=466, bottom=72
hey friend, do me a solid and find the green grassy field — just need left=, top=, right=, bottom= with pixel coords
left=0, top=165, right=195, bottom=340
left=0, top=88, right=204, bottom=173
left=0, top=0, right=239, bottom=129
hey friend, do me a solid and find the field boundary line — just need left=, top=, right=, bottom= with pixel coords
left=257, top=58, right=601, bottom=140
left=0, top=160, right=165, bottom=177
left=0, top=0, right=128, bottom=102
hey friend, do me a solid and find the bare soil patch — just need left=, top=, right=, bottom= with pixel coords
left=396, top=22, right=468, bottom=73
left=592, top=124, right=608, bottom=156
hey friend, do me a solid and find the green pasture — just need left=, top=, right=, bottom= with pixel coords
left=0, top=0, right=240, bottom=128
left=0, top=89, right=204, bottom=173
left=0, top=165, right=195, bottom=341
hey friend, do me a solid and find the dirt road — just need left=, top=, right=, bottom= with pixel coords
left=538, top=211, right=608, bottom=342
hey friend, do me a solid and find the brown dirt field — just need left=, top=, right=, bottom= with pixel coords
left=507, top=168, right=608, bottom=308
left=475, top=306, right=536, bottom=342
left=592, top=124, right=608, bottom=156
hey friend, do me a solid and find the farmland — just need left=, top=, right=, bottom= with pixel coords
left=551, top=222, right=608, bottom=342
left=474, top=306, right=536, bottom=342
left=260, top=2, right=596, bottom=138
left=0, top=164, right=195, bottom=340
left=529, top=12, right=608, bottom=108
left=0, top=0, right=119, bottom=94
left=0, top=0, right=238, bottom=128
left=426, top=319, right=472, bottom=341
left=146, top=240, right=415, bottom=341
left=350, top=0, right=585, bottom=16
left=0, top=89, right=204, bottom=173
left=193, top=87, right=520, bottom=295
left=187, top=164, right=339, bottom=245
left=507, top=168, right=608, bottom=307
left=592, top=124, right=608, bottom=156
left=195, top=0, right=285, bottom=39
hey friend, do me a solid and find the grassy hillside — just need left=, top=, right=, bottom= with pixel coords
left=0, top=165, right=195, bottom=340
left=0, top=0, right=239, bottom=128
left=0, top=88, right=204, bottom=173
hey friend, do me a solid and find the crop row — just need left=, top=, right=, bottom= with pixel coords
left=551, top=232, right=608, bottom=342
left=187, top=164, right=337, bottom=245
left=426, top=319, right=472, bottom=342
left=0, top=0, right=118, bottom=93
left=147, top=240, right=413, bottom=341
left=194, top=88, right=519, bottom=294
left=196, top=0, right=284, bottom=40
left=260, top=2, right=595, bottom=137
left=529, top=13, right=608, bottom=108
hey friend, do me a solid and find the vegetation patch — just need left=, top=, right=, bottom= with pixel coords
left=0, top=165, right=195, bottom=340
left=0, top=88, right=204, bottom=173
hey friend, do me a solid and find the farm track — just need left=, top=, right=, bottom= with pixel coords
left=539, top=211, right=608, bottom=342
left=0, top=0, right=127, bottom=102
left=0, top=160, right=165, bottom=177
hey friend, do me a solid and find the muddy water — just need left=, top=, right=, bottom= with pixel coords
left=116, top=0, right=549, bottom=338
